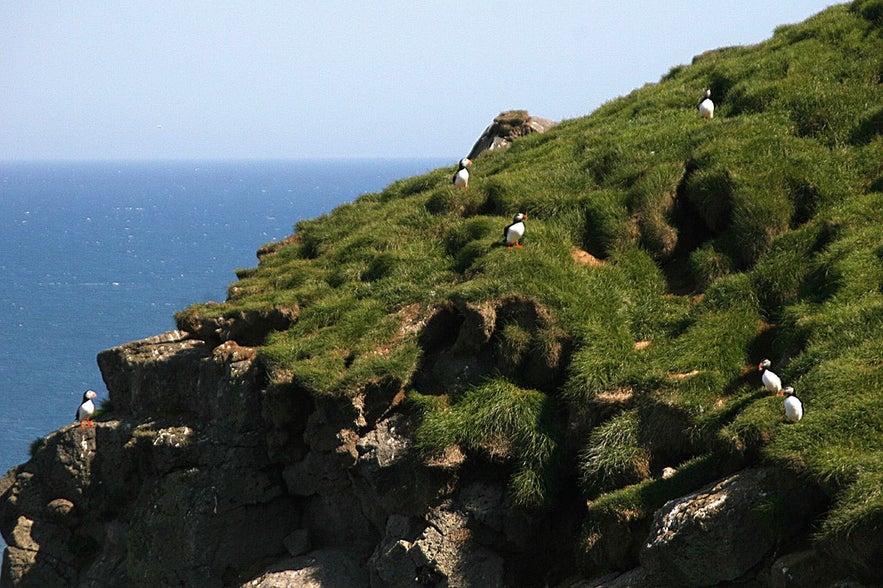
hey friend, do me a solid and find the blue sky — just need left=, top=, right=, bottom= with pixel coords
left=1, top=1, right=838, bottom=161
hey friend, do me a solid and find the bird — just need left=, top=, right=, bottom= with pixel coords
left=76, top=390, right=98, bottom=428
left=783, top=387, right=803, bottom=423
left=503, top=212, right=527, bottom=249
left=698, top=89, right=715, bottom=119
left=758, top=359, right=783, bottom=395
left=452, top=158, right=472, bottom=189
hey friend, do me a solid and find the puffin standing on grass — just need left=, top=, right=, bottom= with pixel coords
left=503, top=212, right=527, bottom=249
left=758, top=359, right=783, bottom=395
left=76, top=390, right=98, bottom=428
left=452, top=158, right=472, bottom=189
left=783, top=387, right=804, bottom=423
left=698, top=89, right=715, bottom=119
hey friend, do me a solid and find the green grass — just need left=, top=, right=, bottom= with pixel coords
left=411, top=379, right=561, bottom=506
left=578, top=409, right=650, bottom=497
left=174, top=0, right=883, bottom=574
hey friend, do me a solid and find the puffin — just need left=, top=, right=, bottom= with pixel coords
left=758, top=359, right=783, bottom=395
left=783, top=387, right=804, bottom=423
left=698, top=89, right=715, bottom=119
left=452, top=158, right=472, bottom=189
left=503, top=212, right=527, bottom=249
left=76, top=389, right=98, bottom=428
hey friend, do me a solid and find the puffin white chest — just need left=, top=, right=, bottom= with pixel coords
left=454, top=167, right=469, bottom=188
left=784, top=395, right=803, bottom=422
left=761, top=369, right=782, bottom=394
left=78, top=399, right=95, bottom=421
left=698, top=98, right=714, bottom=119
left=506, top=221, right=525, bottom=244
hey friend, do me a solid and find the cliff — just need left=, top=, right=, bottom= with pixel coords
left=3, top=1, right=883, bottom=586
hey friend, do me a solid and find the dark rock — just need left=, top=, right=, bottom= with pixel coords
left=176, top=305, right=299, bottom=347
left=242, top=549, right=369, bottom=588
left=1, top=331, right=302, bottom=586
left=576, top=568, right=650, bottom=587
left=44, top=499, right=76, bottom=527
left=96, top=330, right=214, bottom=417
left=769, top=548, right=871, bottom=588
left=283, top=529, right=311, bottom=557
left=369, top=492, right=511, bottom=587
left=640, top=467, right=827, bottom=587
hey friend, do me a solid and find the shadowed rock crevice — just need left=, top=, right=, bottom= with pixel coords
left=413, top=296, right=570, bottom=396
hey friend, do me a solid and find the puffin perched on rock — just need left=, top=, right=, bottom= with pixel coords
left=698, top=89, right=715, bottom=119
left=783, top=387, right=804, bottom=423
left=76, top=390, right=97, bottom=428
left=503, top=212, right=527, bottom=249
left=758, top=359, right=783, bottom=395
left=452, top=158, right=472, bottom=189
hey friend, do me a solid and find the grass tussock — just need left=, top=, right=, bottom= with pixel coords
left=411, top=380, right=561, bottom=507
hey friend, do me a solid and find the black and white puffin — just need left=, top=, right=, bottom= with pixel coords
left=783, top=387, right=803, bottom=423
left=698, top=89, right=714, bottom=119
left=76, top=390, right=98, bottom=428
left=758, top=359, right=783, bottom=395
left=452, top=158, right=472, bottom=189
left=503, top=212, right=527, bottom=249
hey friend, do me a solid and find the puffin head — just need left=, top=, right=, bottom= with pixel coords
left=783, top=386, right=796, bottom=397
left=513, top=212, right=527, bottom=222
left=459, top=158, right=472, bottom=169
left=758, top=359, right=771, bottom=371
left=83, top=389, right=98, bottom=401
left=704, top=89, right=711, bottom=98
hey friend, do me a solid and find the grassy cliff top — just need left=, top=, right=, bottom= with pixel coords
left=178, top=0, right=883, bottom=566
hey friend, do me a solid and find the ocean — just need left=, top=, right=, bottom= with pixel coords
left=0, top=158, right=445, bottom=495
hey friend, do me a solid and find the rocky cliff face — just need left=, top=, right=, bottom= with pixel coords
left=0, top=320, right=867, bottom=587
left=0, top=316, right=570, bottom=587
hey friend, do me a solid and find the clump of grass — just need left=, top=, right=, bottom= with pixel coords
left=580, top=189, right=634, bottom=258
left=412, top=379, right=561, bottom=507
left=578, top=410, right=650, bottom=497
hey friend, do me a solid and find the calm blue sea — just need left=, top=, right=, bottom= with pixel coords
left=0, top=158, right=445, bottom=488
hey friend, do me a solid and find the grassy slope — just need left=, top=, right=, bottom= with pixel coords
left=178, top=0, right=883, bottom=570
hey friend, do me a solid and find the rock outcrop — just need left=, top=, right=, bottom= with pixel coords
left=640, top=467, right=827, bottom=587
left=0, top=326, right=571, bottom=586
left=466, top=110, right=557, bottom=160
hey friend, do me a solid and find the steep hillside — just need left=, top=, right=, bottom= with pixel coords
left=178, top=0, right=882, bottom=582
left=3, top=1, right=882, bottom=586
